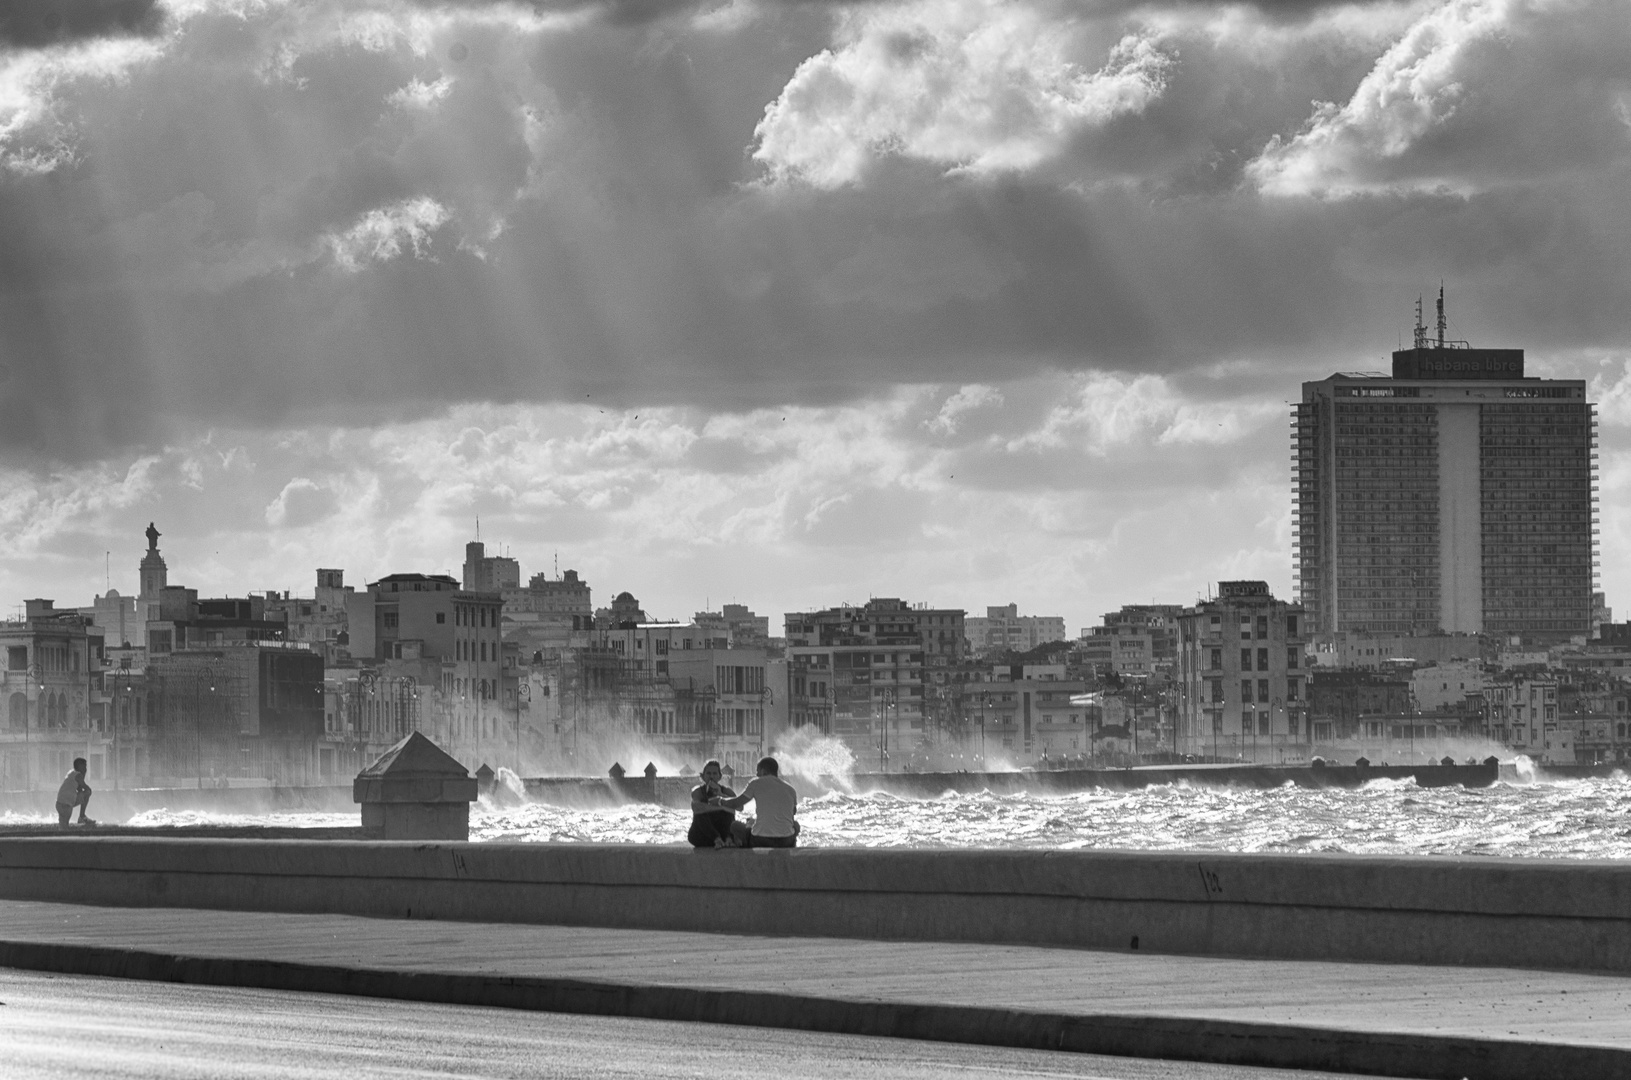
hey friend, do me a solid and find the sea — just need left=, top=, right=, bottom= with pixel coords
left=6, top=769, right=1613, bottom=859
left=457, top=772, right=1631, bottom=858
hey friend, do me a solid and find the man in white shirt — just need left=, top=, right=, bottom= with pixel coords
left=713, top=756, right=798, bottom=848
left=55, top=757, right=95, bottom=827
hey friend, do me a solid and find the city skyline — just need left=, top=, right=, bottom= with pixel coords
left=6, top=0, right=1631, bottom=635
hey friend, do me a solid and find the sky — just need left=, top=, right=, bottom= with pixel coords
left=3, top=0, right=1631, bottom=634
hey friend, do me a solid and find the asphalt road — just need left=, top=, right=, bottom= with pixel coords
left=0, top=969, right=1371, bottom=1080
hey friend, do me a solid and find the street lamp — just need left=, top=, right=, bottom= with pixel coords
left=25, top=662, right=43, bottom=790
left=396, top=676, right=417, bottom=738
left=112, top=658, right=132, bottom=791
left=980, top=689, right=989, bottom=770
left=514, top=680, right=530, bottom=771
left=196, top=664, right=217, bottom=789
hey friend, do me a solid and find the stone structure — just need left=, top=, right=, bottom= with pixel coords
left=353, top=731, right=477, bottom=840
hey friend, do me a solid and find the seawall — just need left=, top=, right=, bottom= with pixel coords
left=3, top=837, right=1628, bottom=974
left=523, top=761, right=1497, bottom=808
left=0, top=784, right=356, bottom=820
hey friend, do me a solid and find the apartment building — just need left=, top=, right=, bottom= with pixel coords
left=1176, top=581, right=1311, bottom=762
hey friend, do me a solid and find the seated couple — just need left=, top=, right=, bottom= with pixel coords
left=688, top=756, right=799, bottom=850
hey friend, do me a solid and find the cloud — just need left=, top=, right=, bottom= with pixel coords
left=752, top=0, right=1171, bottom=187
left=0, top=35, right=166, bottom=173
left=1249, top=0, right=1631, bottom=196
left=924, top=383, right=1003, bottom=436
left=3, top=0, right=1631, bottom=473
left=264, top=477, right=339, bottom=527
left=324, top=197, right=451, bottom=271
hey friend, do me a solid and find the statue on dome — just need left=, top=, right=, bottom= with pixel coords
left=145, top=522, right=160, bottom=551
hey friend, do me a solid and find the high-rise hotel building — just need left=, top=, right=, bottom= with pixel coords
left=1293, top=302, right=1597, bottom=642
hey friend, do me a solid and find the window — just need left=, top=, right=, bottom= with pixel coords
left=1287, top=647, right=1299, bottom=670
left=436, top=613, right=445, bottom=624
left=1241, top=680, right=1254, bottom=704
left=1256, top=616, right=1268, bottom=639
left=1241, top=648, right=1253, bottom=670
left=1210, top=648, right=1222, bottom=670
left=1258, top=679, right=1270, bottom=702
left=1287, top=679, right=1300, bottom=701
left=1287, top=714, right=1299, bottom=736
left=1286, top=615, right=1298, bottom=636
left=383, top=612, right=398, bottom=630
left=656, top=639, right=669, bottom=655
left=7, top=647, right=25, bottom=671
left=1257, top=648, right=1269, bottom=671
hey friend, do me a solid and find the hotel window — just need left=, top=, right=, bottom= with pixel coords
left=1257, top=648, right=1269, bottom=671
left=1258, top=679, right=1270, bottom=702
left=1241, top=648, right=1252, bottom=670
left=1287, top=647, right=1298, bottom=670
left=1240, top=680, right=1253, bottom=704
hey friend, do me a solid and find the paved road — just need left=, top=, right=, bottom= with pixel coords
left=1, top=969, right=1363, bottom=1080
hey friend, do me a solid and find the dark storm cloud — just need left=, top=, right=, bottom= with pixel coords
left=2, top=0, right=1630, bottom=465
left=0, top=1, right=164, bottom=48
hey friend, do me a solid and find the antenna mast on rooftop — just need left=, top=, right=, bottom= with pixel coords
left=1413, top=295, right=1428, bottom=349
left=1435, top=283, right=1448, bottom=349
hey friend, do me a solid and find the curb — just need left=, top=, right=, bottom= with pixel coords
left=0, top=939, right=1619, bottom=1080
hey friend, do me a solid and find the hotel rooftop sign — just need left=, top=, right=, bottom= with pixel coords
left=1390, top=348, right=1526, bottom=380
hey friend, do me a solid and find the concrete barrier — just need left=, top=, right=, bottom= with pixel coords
left=0, top=785, right=357, bottom=821
left=3, top=837, right=1630, bottom=974
left=520, top=762, right=1499, bottom=809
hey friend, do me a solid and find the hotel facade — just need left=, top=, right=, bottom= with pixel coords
left=1293, top=328, right=1596, bottom=642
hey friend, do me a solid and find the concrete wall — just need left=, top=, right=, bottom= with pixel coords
left=522, top=763, right=1497, bottom=809
left=3, top=837, right=1630, bottom=974
left=0, top=784, right=356, bottom=819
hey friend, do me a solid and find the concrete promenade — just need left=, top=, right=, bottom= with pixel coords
left=2, top=898, right=1628, bottom=1079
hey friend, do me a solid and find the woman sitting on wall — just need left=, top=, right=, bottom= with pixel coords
left=688, top=760, right=746, bottom=849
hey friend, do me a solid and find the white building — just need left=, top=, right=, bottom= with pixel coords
left=964, top=604, right=1067, bottom=658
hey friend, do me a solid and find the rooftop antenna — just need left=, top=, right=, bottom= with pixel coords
left=1413, top=295, right=1428, bottom=350
left=475, top=516, right=480, bottom=542
left=1435, top=283, right=1447, bottom=349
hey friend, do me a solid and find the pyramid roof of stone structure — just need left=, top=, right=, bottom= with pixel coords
left=357, top=731, right=469, bottom=780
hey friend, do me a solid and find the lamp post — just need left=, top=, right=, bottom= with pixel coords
left=355, top=671, right=378, bottom=770
left=756, top=685, right=772, bottom=759
left=1213, top=699, right=1223, bottom=763
left=980, top=689, right=988, bottom=770
left=195, top=664, right=217, bottom=789
left=112, top=658, right=132, bottom=791
left=25, top=662, right=43, bottom=790
left=396, top=676, right=417, bottom=738
left=514, top=680, right=529, bottom=772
